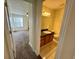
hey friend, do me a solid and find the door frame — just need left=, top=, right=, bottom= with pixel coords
left=35, top=0, right=74, bottom=57
left=55, top=0, right=74, bottom=59
left=4, top=1, right=15, bottom=59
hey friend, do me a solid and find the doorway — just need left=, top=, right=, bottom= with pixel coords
left=40, top=0, right=66, bottom=59
left=6, top=0, right=38, bottom=59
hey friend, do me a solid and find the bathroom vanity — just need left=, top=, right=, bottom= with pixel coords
left=40, top=29, right=54, bottom=47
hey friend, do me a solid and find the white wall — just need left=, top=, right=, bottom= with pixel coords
left=7, top=0, right=30, bottom=15
left=7, top=0, right=31, bottom=31
left=60, top=2, right=75, bottom=59
left=41, top=6, right=55, bottom=31
left=4, top=37, right=10, bottom=59
left=55, top=0, right=75, bottom=59
left=53, top=8, right=65, bottom=36
left=31, top=0, right=42, bottom=55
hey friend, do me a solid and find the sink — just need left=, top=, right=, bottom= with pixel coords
left=43, top=31, right=51, bottom=34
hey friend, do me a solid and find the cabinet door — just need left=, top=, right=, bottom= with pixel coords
left=49, top=34, right=53, bottom=42
left=40, top=37, right=45, bottom=47
left=45, top=35, right=49, bottom=44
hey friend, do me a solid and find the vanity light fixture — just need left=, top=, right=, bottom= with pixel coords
left=42, top=11, right=51, bottom=16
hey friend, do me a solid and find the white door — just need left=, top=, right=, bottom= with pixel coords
left=4, top=2, right=15, bottom=59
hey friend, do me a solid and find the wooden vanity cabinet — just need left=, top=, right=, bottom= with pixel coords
left=40, top=32, right=54, bottom=47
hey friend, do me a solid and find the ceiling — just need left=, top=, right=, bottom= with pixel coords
left=43, top=0, right=66, bottom=9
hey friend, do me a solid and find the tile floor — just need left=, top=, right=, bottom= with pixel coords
left=40, top=40, right=57, bottom=59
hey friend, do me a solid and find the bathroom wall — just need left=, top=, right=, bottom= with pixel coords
left=41, top=6, right=65, bottom=33
left=60, top=6, right=74, bottom=59
left=41, top=6, right=54, bottom=31
left=57, top=1, right=75, bottom=59
left=53, top=8, right=65, bottom=36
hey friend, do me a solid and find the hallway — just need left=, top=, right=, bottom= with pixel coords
left=12, top=31, right=29, bottom=47
left=12, top=31, right=39, bottom=59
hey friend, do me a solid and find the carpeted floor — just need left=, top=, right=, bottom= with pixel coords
left=16, top=43, right=38, bottom=59
left=12, top=31, right=41, bottom=59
